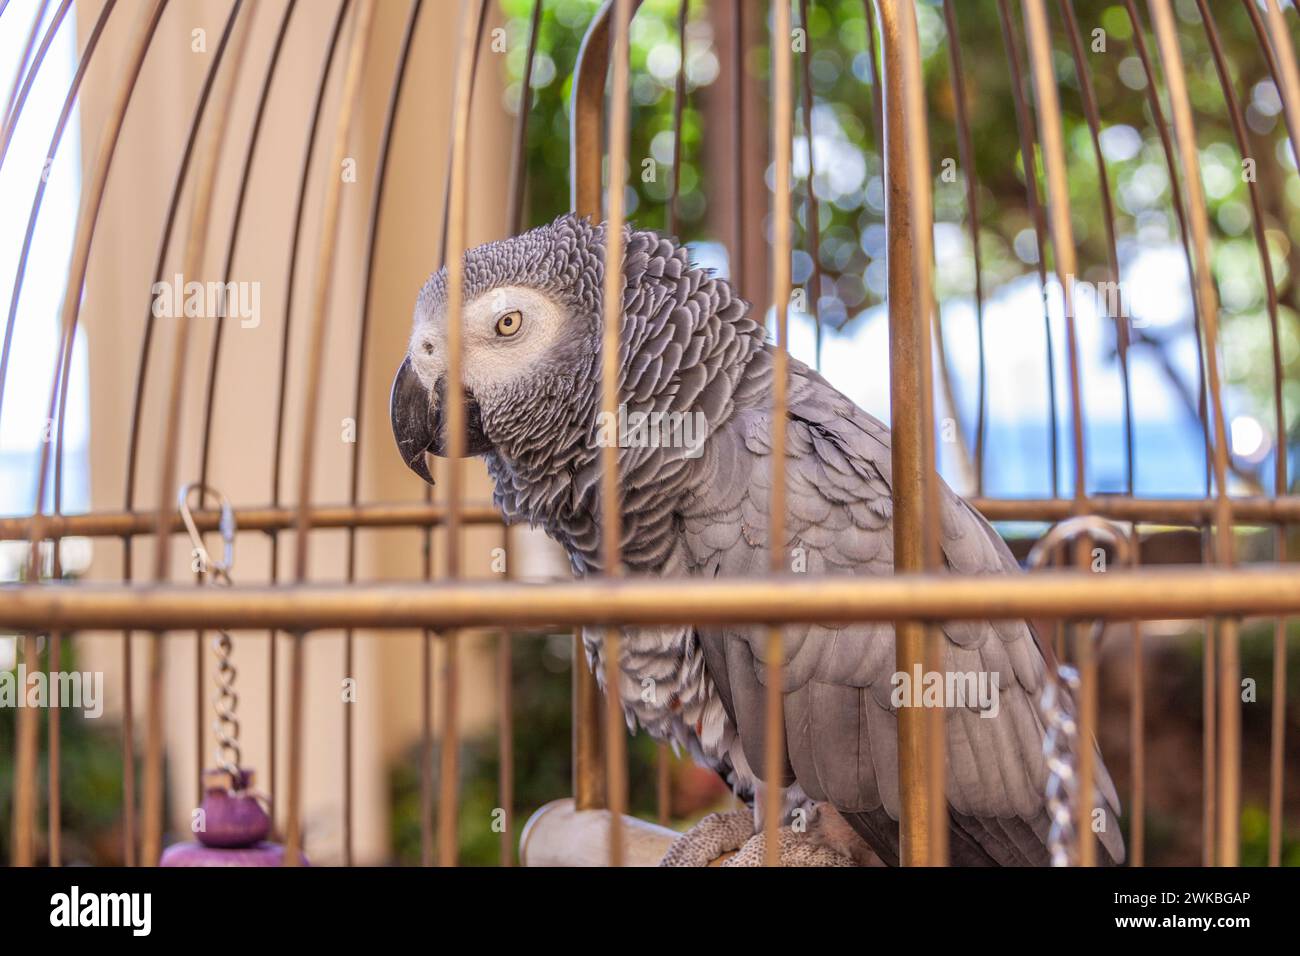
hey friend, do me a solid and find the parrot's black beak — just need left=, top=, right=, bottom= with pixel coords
left=390, top=356, right=436, bottom=485
left=391, top=357, right=493, bottom=484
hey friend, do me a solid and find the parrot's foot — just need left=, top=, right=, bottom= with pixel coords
left=658, top=808, right=865, bottom=867
left=722, top=826, right=860, bottom=867
left=658, top=809, right=755, bottom=867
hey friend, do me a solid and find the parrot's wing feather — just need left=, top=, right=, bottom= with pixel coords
left=681, top=350, right=1124, bottom=865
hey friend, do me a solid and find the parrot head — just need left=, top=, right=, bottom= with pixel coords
left=390, top=214, right=606, bottom=484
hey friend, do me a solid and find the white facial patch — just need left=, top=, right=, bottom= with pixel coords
left=410, top=285, right=570, bottom=396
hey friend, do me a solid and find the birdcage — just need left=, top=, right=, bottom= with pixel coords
left=1, top=0, right=1298, bottom=870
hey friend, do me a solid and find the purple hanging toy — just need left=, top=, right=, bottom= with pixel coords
left=161, top=483, right=308, bottom=867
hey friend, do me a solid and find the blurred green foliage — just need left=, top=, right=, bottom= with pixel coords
left=497, top=0, right=1300, bottom=484
left=1242, top=804, right=1300, bottom=866
left=0, top=638, right=132, bottom=865
left=499, top=0, right=713, bottom=232
left=389, top=634, right=666, bottom=866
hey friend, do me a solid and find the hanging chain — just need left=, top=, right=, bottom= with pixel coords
left=1025, top=515, right=1135, bottom=867
left=178, top=483, right=243, bottom=789
left=1041, top=663, right=1080, bottom=866
left=212, top=631, right=240, bottom=785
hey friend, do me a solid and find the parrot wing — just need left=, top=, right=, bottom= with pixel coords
left=679, top=347, right=1125, bottom=866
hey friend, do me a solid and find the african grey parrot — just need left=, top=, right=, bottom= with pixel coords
left=390, top=213, right=1125, bottom=866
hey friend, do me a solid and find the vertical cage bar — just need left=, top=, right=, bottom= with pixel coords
left=267, top=0, right=354, bottom=838
left=2, top=205, right=37, bottom=898
left=497, top=525, right=515, bottom=864
left=151, top=0, right=252, bottom=862
left=1058, top=0, right=1134, bottom=494
left=1237, top=0, right=1298, bottom=869
left=1121, top=0, right=1217, bottom=857
left=421, top=628, right=433, bottom=865
left=0, top=0, right=70, bottom=176
left=729, top=0, right=745, bottom=296
left=568, top=0, right=618, bottom=814
left=1023, top=0, right=1095, bottom=866
left=1261, top=51, right=1300, bottom=897
left=340, top=0, right=423, bottom=867
left=763, top=0, right=793, bottom=870
left=1219, top=619, right=1240, bottom=867
left=11, top=630, right=38, bottom=865
left=179, top=0, right=247, bottom=820
left=1263, top=0, right=1300, bottom=168
left=506, top=0, right=541, bottom=237
left=1124, top=0, right=1211, bottom=492
left=437, top=0, right=489, bottom=869
left=20, top=0, right=169, bottom=868
left=195, top=0, right=298, bottom=841
left=193, top=628, right=203, bottom=807
left=599, top=0, right=631, bottom=869
left=655, top=0, right=689, bottom=822
left=419, top=11, right=494, bottom=852
left=1, top=0, right=118, bottom=867
left=198, top=0, right=299, bottom=595
left=1200, top=0, right=1290, bottom=867
left=437, top=625, right=460, bottom=867
left=1128, top=0, right=1227, bottom=868
left=122, top=603, right=136, bottom=864
left=1147, top=0, right=1239, bottom=867
left=994, top=0, right=1059, bottom=500
left=286, top=0, right=377, bottom=866
left=496, top=0, right=540, bottom=865
left=1203, top=608, right=1217, bottom=865
left=111, top=0, right=243, bottom=824
left=1021, top=0, right=1086, bottom=512
left=602, top=638, right=625, bottom=867
left=859, top=0, right=883, bottom=167
left=1130, top=535, right=1146, bottom=866
left=940, top=0, right=985, bottom=495
left=0, top=0, right=115, bottom=444
left=1, top=0, right=51, bottom=130
left=1270, top=544, right=1288, bottom=866
left=876, top=0, right=943, bottom=867
left=47, top=630, right=60, bottom=865
left=904, top=0, right=946, bottom=865
left=666, top=0, right=686, bottom=238
left=1064, top=0, right=1140, bottom=856
left=422, top=12, right=453, bottom=866
left=796, top=0, right=822, bottom=371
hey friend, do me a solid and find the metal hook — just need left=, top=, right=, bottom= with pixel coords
left=1025, top=513, right=1136, bottom=656
left=1024, top=514, right=1135, bottom=571
left=177, top=482, right=237, bottom=580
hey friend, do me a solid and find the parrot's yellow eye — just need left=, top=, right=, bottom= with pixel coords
left=495, top=310, right=523, bottom=337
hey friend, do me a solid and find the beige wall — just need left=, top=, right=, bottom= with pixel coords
left=70, top=0, right=543, bottom=864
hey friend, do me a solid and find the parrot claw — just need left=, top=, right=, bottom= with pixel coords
left=658, top=809, right=755, bottom=867
left=658, top=808, right=863, bottom=867
left=721, top=826, right=860, bottom=867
